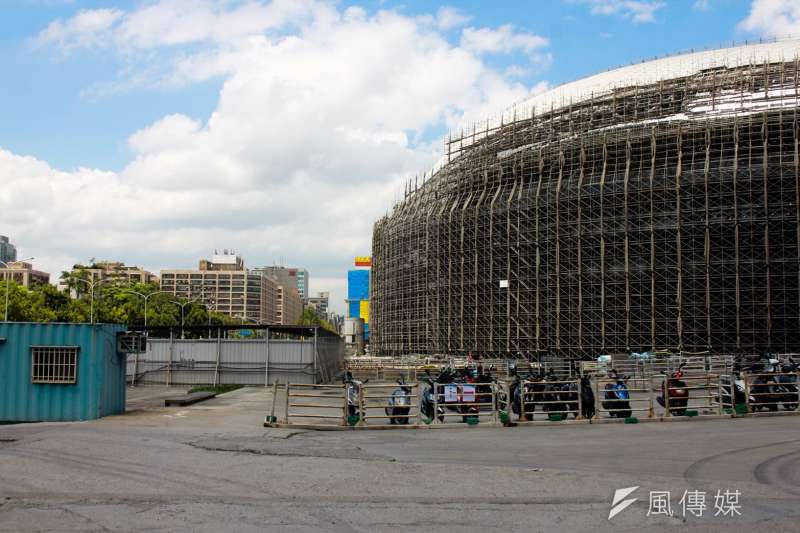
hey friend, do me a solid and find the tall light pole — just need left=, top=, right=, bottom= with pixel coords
left=202, top=288, right=217, bottom=338
left=172, top=297, right=201, bottom=339
left=117, top=289, right=171, bottom=329
left=1, top=257, right=35, bottom=322
left=71, top=276, right=109, bottom=325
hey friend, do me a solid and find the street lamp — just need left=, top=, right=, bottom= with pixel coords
left=172, top=297, right=202, bottom=339
left=70, top=276, right=111, bottom=325
left=1, top=257, right=35, bottom=322
left=116, top=289, right=172, bottom=329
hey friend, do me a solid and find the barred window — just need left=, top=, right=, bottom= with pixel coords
left=31, top=346, right=79, bottom=384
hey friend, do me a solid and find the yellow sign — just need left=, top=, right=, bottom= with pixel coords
left=359, top=300, right=370, bottom=324
left=354, top=256, right=372, bottom=267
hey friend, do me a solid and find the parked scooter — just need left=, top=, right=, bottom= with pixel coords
left=656, top=362, right=689, bottom=416
left=385, top=374, right=412, bottom=424
left=541, top=368, right=569, bottom=417
left=717, top=362, right=749, bottom=408
left=747, top=361, right=782, bottom=412
left=602, top=369, right=632, bottom=418
left=775, top=358, right=799, bottom=411
left=472, top=364, right=495, bottom=411
left=421, top=369, right=447, bottom=422
left=507, top=364, right=535, bottom=421
left=579, top=374, right=596, bottom=419
left=343, top=371, right=367, bottom=418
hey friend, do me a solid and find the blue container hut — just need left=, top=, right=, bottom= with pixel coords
left=0, top=322, right=127, bottom=422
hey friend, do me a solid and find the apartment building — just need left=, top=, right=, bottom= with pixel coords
left=70, top=261, right=158, bottom=285
left=160, top=254, right=276, bottom=324
left=0, top=261, right=50, bottom=287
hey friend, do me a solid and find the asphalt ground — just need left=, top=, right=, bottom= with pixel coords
left=0, top=386, right=798, bottom=532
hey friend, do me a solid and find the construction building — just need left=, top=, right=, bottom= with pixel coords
left=372, top=39, right=800, bottom=359
left=160, top=253, right=277, bottom=324
left=0, top=261, right=50, bottom=287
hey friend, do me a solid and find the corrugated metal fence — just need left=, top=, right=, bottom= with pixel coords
left=127, top=334, right=343, bottom=386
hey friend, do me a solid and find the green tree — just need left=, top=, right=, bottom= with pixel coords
left=1, top=277, right=242, bottom=328
left=299, top=306, right=337, bottom=333
left=0, top=281, right=58, bottom=322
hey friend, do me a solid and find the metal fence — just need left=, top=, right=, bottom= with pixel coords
left=127, top=334, right=343, bottom=386
left=267, top=370, right=800, bottom=429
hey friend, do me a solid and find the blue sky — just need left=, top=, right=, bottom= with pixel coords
left=0, top=1, right=756, bottom=172
left=0, top=1, right=792, bottom=313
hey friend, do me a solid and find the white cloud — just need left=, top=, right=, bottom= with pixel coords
left=461, top=25, right=549, bottom=54
left=569, top=0, right=665, bottom=23
left=436, top=6, right=471, bottom=30
left=36, top=8, right=123, bottom=50
left=36, top=0, right=316, bottom=51
left=6, top=1, right=553, bottom=314
left=693, top=0, right=711, bottom=11
left=739, top=0, right=800, bottom=38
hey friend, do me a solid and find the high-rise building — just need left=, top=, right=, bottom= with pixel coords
left=296, top=269, right=309, bottom=301
left=256, top=266, right=309, bottom=300
left=254, top=266, right=304, bottom=325
left=0, top=261, right=50, bottom=287
left=276, top=285, right=302, bottom=325
left=160, top=253, right=277, bottom=324
left=0, top=236, right=17, bottom=264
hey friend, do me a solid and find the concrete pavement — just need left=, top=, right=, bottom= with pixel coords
left=0, top=386, right=798, bottom=532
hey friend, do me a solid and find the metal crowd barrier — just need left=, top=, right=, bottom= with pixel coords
left=743, top=372, right=800, bottom=413
left=282, top=383, right=348, bottom=426
left=717, top=374, right=737, bottom=412
left=267, top=370, right=800, bottom=428
left=518, top=379, right=580, bottom=422
left=359, top=382, right=421, bottom=426
left=594, top=377, right=654, bottom=419
left=654, top=373, right=722, bottom=416
left=431, top=382, right=498, bottom=425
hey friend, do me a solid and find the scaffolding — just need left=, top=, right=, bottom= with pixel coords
left=372, top=43, right=800, bottom=360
